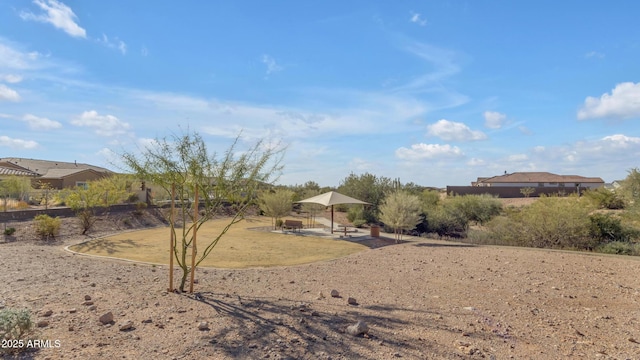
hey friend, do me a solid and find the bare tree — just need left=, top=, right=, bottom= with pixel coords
left=120, top=131, right=283, bottom=292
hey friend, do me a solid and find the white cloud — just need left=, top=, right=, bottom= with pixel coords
left=0, top=84, right=20, bottom=102
left=0, top=41, right=43, bottom=70
left=467, top=158, right=485, bottom=166
left=22, top=114, right=62, bottom=130
left=483, top=111, right=507, bottom=129
left=261, top=54, right=283, bottom=76
left=0, top=135, right=38, bottom=149
left=134, top=89, right=420, bottom=141
left=98, top=34, right=127, bottom=55
left=577, top=82, right=640, bottom=120
left=20, top=0, right=86, bottom=38
left=601, top=134, right=640, bottom=148
left=395, top=143, right=463, bottom=160
left=427, top=119, right=487, bottom=141
left=0, top=74, right=23, bottom=83
left=409, top=12, right=427, bottom=26
left=507, top=154, right=528, bottom=162
left=71, top=110, right=132, bottom=136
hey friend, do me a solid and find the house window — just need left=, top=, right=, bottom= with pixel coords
left=538, top=183, right=544, bottom=187
left=559, top=183, right=565, bottom=187
left=76, top=181, right=88, bottom=189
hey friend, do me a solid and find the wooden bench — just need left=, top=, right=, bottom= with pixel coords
left=283, top=220, right=303, bottom=232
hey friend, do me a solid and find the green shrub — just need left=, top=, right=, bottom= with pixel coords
left=3, top=227, right=16, bottom=236
left=33, top=214, right=61, bottom=240
left=589, top=213, right=635, bottom=243
left=486, top=196, right=595, bottom=249
left=583, top=188, right=625, bottom=209
left=127, top=193, right=140, bottom=203
left=425, top=204, right=469, bottom=238
left=352, top=219, right=367, bottom=228
left=0, top=308, right=34, bottom=354
left=449, top=194, right=502, bottom=225
left=597, top=241, right=640, bottom=256
left=347, top=206, right=364, bottom=223
left=465, top=228, right=500, bottom=245
left=134, top=201, right=148, bottom=216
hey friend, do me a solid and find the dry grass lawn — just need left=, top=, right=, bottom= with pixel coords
left=68, top=217, right=367, bottom=268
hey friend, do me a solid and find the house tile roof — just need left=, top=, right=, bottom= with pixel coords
left=40, top=168, right=104, bottom=179
left=0, top=158, right=111, bottom=176
left=0, top=166, right=39, bottom=177
left=477, top=172, right=604, bottom=185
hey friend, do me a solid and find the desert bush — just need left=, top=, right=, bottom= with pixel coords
left=583, top=188, right=625, bottom=209
left=134, top=201, right=148, bottom=216
left=425, top=204, right=469, bottom=238
left=486, top=195, right=595, bottom=249
left=14, top=201, right=30, bottom=210
left=420, top=189, right=440, bottom=212
left=589, top=213, right=637, bottom=243
left=1, top=199, right=31, bottom=211
left=0, top=308, right=34, bottom=354
left=420, top=194, right=501, bottom=238
left=465, top=228, right=501, bottom=245
left=33, top=214, right=61, bottom=240
left=596, top=241, right=640, bottom=256
left=346, top=205, right=367, bottom=226
left=4, top=227, right=16, bottom=236
left=618, top=168, right=640, bottom=207
left=447, top=194, right=502, bottom=225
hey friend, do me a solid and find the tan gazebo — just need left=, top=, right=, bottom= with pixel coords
left=296, top=191, right=370, bottom=233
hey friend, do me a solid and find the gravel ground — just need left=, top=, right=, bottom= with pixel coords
left=2, top=211, right=640, bottom=359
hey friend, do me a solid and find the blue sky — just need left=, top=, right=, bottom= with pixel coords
left=1, top=1, right=639, bottom=187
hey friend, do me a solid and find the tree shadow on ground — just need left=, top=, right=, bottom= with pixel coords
left=179, top=292, right=475, bottom=359
left=70, top=238, right=150, bottom=255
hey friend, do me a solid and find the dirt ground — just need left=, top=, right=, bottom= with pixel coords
left=2, top=209, right=640, bottom=359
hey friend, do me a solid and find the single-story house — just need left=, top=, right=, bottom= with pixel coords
left=473, top=172, right=604, bottom=190
left=0, top=158, right=112, bottom=189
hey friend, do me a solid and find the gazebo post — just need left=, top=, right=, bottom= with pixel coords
left=331, top=204, right=334, bottom=234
